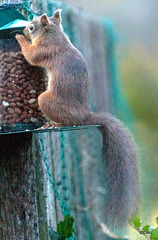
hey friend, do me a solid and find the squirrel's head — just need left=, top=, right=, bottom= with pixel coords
left=23, top=9, right=62, bottom=41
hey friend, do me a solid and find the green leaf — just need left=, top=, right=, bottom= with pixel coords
left=142, top=225, right=150, bottom=231
left=57, top=215, right=74, bottom=240
left=156, top=217, right=158, bottom=226
left=132, top=216, right=141, bottom=228
left=151, top=228, right=158, bottom=240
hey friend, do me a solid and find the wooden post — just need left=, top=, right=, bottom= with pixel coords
left=0, top=133, right=58, bottom=239
left=0, top=134, right=39, bottom=239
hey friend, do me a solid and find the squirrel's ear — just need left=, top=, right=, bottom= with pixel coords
left=52, top=9, right=62, bottom=24
left=40, top=14, right=49, bottom=26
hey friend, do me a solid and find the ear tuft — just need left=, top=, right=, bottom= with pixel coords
left=52, top=9, right=62, bottom=24
left=40, top=14, right=49, bottom=26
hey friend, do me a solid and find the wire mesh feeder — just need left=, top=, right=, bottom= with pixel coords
left=0, top=4, right=49, bottom=133
left=0, top=0, right=35, bottom=20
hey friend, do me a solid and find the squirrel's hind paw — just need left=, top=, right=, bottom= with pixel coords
left=38, top=122, right=64, bottom=130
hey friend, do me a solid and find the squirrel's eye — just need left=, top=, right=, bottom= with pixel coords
left=29, top=25, right=34, bottom=31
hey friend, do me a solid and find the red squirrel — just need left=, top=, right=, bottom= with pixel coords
left=15, top=10, right=139, bottom=230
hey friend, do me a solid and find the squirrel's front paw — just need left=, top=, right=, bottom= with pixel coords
left=15, top=34, right=25, bottom=43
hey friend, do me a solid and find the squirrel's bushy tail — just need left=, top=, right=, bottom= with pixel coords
left=87, top=112, right=139, bottom=229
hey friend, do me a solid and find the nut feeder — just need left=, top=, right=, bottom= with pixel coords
left=0, top=8, right=48, bottom=133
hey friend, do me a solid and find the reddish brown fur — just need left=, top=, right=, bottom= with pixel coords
left=16, top=12, right=90, bottom=126
left=15, top=10, right=139, bottom=230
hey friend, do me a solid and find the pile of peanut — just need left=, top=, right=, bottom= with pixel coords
left=0, top=43, right=48, bottom=127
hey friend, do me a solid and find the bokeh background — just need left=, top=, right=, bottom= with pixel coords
left=62, top=0, right=158, bottom=239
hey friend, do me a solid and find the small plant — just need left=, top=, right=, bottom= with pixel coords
left=57, top=215, right=74, bottom=240
left=131, top=216, right=158, bottom=240
left=49, top=215, right=74, bottom=240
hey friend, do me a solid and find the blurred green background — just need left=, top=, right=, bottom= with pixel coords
left=61, top=0, right=158, bottom=239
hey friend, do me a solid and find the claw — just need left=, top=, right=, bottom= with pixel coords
left=38, top=122, right=63, bottom=130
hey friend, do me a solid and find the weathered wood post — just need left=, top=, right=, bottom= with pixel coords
left=0, top=1, right=129, bottom=239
